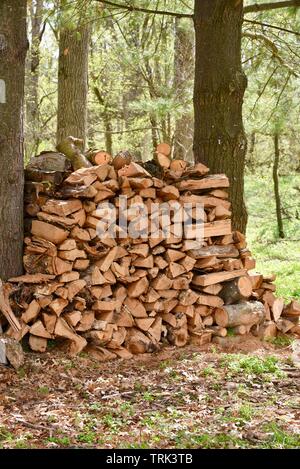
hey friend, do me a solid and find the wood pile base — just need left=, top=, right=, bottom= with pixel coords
left=1, top=145, right=299, bottom=360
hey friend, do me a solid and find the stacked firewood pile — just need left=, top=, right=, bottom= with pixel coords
left=1, top=142, right=299, bottom=360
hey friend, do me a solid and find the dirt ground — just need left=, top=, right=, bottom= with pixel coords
left=1, top=336, right=300, bottom=449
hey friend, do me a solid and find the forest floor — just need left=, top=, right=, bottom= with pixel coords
left=246, top=174, right=300, bottom=301
left=1, top=338, right=300, bottom=449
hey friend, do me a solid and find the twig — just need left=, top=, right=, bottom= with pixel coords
left=243, top=19, right=300, bottom=37
left=244, top=1, right=300, bottom=14
left=95, top=0, right=193, bottom=18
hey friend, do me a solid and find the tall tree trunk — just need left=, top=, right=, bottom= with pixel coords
left=26, top=0, right=44, bottom=159
left=273, top=133, right=285, bottom=239
left=173, top=18, right=194, bottom=161
left=57, top=14, right=90, bottom=147
left=0, top=0, right=27, bottom=280
left=193, top=0, right=248, bottom=233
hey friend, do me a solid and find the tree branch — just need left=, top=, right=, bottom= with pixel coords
left=95, top=0, right=193, bottom=18
left=243, top=19, right=300, bottom=36
left=244, top=0, right=300, bottom=14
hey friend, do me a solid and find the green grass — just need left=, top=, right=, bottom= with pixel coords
left=221, top=354, right=285, bottom=378
left=245, top=173, right=300, bottom=301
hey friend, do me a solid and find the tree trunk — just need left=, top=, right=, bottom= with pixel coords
left=273, top=133, right=285, bottom=238
left=57, top=16, right=90, bottom=148
left=26, top=0, right=44, bottom=159
left=173, top=18, right=194, bottom=161
left=0, top=0, right=27, bottom=280
left=193, top=0, right=248, bottom=233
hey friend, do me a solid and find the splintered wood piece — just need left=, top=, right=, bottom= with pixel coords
left=192, top=269, right=246, bottom=287
left=58, top=239, right=77, bottom=251
left=127, top=277, right=149, bottom=298
left=208, top=326, right=227, bottom=337
left=30, top=320, right=53, bottom=339
left=135, top=317, right=156, bottom=332
left=49, top=298, right=69, bottom=316
left=53, top=257, right=73, bottom=276
left=202, top=315, right=214, bottom=326
left=0, top=280, right=21, bottom=332
left=107, top=327, right=127, bottom=349
left=129, top=244, right=149, bottom=258
left=74, top=259, right=90, bottom=271
left=76, top=311, right=95, bottom=332
left=37, top=295, right=53, bottom=308
left=67, top=280, right=86, bottom=301
left=8, top=274, right=55, bottom=283
left=159, top=186, right=179, bottom=200
left=148, top=317, right=162, bottom=342
left=64, top=311, right=82, bottom=328
left=85, top=344, right=116, bottom=361
left=41, top=199, right=82, bottom=217
left=71, top=208, right=86, bottom=227
left=21, top=300, right=41, bottom=324
left=132, top=256, right=154, bottom=269
left=189, top=331, right=212, bottom=346
left=177, top=174, right=229, bottom=191
left=37, top=212, right=76, bottom=228
left=118, top=162, right=151, bottom=178
left=167, top=324, right=188, bottom=347
left=179, top=256, right=196, bottom=272
left=203, top=220, right=232, bottom=238
left=71, top=226, right=91, bottom=242
left=179, top=289, right=199, bottom=306
left=59, top=271, right=80, bottom=283
left=242, top=257, right=256, bottom=270
left=220, top=276, right=252, bottom=305
left=91, top=266, right=107, bottom=285
left=92, top=300, right=118, bottom=312
left=54, top=317, right=87, bottom=355
left=197, top=294, right=224, bottom=308
left=202, top=284, right=223, bottom=295
left=188, top=245, right=239, bottom=259
left=125, top=328, right=158, bottom=354
left=115, top=308, right=134, bottom=328
left=283, top=300, right=300, bottom=317
left=168, top=262, right=186, bottom=278
left=123, top=298, right=147, bottom=318
left=29, top=335, right=47, bottom=352
left=31, top=220, right=69, bottom=245
left=215, top=301, right=265, bottom=328
left=257, top=321, right=277, bottom=339
left=59, top=249, right=86, bottom=261
left=97, top=247, right=118, bottom=272
left=165, top=249, right=185, bottom=263
left=151, top=274, right=172, bottom=291
left=272, top=298, right=284, bottom=322
left=276, top=318, right=295, bottom=334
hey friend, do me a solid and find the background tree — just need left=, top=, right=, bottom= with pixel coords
left=0, top=0, right=27, bottom=280
left=57, top=0, right=91, bottom=147
left=193, top=0, right=248, bottom=233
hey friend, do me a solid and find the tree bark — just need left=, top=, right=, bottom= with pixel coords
left=273, top=133, right=285, bottom=238
left=193, top=0, right=248, bottom=233
left=57, top=15, right=90, bottom=148
left=0, top=0, right=27, bottom=280
left=26, top=0, right=44, bottom=159
left=173, top=18, right=194, bottom=161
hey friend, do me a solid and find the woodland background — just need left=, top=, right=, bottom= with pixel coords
left=23, top=0, right=300, bottom=299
